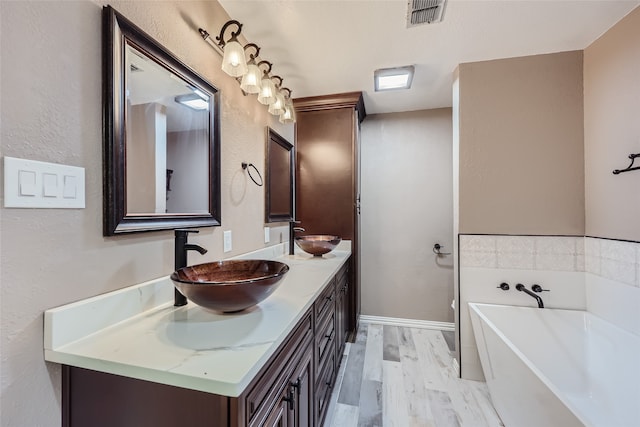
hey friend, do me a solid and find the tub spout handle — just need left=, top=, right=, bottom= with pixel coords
left=531, top=284, right=549, bottom=293
left=497, top=283, right=510, bottom=291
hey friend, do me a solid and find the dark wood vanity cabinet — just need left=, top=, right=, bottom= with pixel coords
left=257, top=339, right=313, bottom=427
left=334, top=262, right=350, bottom=359
left=62, top=260, right=351, bottom=427
left=246, top=312, right=313, bottom=427
left=294, top=92, right=365, bottom=343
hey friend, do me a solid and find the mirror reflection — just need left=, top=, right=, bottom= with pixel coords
left=125, top=45, right=209, bottom=215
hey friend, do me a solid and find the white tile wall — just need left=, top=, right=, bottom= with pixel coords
left=593, top=238, right=638, bottom=287
left=460, top=235, right=584, bottom=272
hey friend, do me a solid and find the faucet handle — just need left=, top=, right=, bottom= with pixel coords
left=175, top=229, right=199, bottom=238
left=175, top=229, right=199, bottom=234
left=497, top=282, right=510, bottom=291
left=531, top=284, right=549, bottom=293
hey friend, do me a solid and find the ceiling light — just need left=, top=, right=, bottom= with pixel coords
left=374, top=65, right=415, bottom=91
left=175, top=93, right=209, bottom=111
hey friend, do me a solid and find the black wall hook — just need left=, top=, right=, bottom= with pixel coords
left=613, top=153, right=640, bottom=175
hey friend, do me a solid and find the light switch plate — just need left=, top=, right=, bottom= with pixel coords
left=223, top=230, right=232, bottom=253
left=264, top=227, right=270, bottom=243
left=4, top=156, right=85, bottom=208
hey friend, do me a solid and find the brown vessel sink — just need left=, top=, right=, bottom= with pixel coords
left=170, top=260, right=289, bottom=313
left=294, top=235, right=342, bottom=257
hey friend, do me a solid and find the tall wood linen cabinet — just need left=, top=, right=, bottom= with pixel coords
left=293, top=92, right=366, bottom=342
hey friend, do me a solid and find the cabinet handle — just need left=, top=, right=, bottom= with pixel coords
left=326, top=295, right=333, bottom=302
left=282, top=389, right=295, bottom=411
left=290, top=378, right=301, bottom=395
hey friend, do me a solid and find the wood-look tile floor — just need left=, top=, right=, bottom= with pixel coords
left=323, top=323, right=504, bottom=427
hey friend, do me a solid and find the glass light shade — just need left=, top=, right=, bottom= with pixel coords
left=279, top=104, right=295, bottom=123
left=257, top=78, right=276, bottom=105
left=240, top=63, right=262, bottom=94
left=268, top=92, right=285, bottom=116
left=221, top=40, right=248, bottom=77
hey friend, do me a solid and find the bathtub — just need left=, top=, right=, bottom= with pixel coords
left=469, top=303, right=640, bottom=427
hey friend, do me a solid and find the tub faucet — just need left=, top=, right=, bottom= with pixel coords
left=174, top=229, right=208, bottom=306
left=516, top=283, right=544, bottom=308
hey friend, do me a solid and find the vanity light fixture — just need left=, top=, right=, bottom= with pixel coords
left=199, top=20, right=296, bottom=122
left=215, top=20, right=248, bottom=77
left=267, top=76, right=285, bottom=116
left=240, top=44, right=262, bottom=94
left=374, top=65, right=415, bottom=91
left=257, top=61, right=277, bottom=105
left=279, top=88, right=296, bottom=124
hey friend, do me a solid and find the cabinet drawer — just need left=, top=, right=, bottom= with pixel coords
left=315, top=280, right=335, bottom=326
left=315, top=311, right=335, bottom=380
left=315, top=349, right=336, bottom=426
left=245, top=311, right=313, bottom=425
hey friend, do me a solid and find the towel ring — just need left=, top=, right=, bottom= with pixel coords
left=242, top=162, right=264, bottom=187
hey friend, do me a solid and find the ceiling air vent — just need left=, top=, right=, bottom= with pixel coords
left=407, top=0, right=447, bottom=27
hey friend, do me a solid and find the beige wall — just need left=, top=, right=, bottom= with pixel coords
left=0, top=1, right=292, bottom=425
left=584, top=6, right=640, bottom=242
left=361, top=109, right=454, bottom=323
left=457, top=51, right=585, bottom=235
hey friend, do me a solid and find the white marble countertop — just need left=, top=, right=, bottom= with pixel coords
left=44, top=242, right=351, bottom=397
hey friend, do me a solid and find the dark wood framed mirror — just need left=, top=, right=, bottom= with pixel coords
left=265, top=128, right=294, bottom=223
left=103, top=5, right=221, bottom=235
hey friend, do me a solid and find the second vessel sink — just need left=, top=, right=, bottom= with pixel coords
left=295, top=235, right=342, bottom=257
left=170, top=260, right=289, bottom=313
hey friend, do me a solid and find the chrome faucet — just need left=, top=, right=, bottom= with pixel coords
left=174, top=229, right=207, bottom=306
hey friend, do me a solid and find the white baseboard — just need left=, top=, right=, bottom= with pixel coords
left=359, top=315, right=454, bottom=331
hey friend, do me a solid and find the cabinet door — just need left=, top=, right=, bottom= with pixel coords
left=289, top=345, right=313, bottom=427
left=296, top=108, right=355, bottom=240
left=335, top=284, right=346, bottom=356
left=263, top=399, right=291, bottom=427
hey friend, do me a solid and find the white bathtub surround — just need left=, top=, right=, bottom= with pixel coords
left=586, top=273, right=640, bottom=337
left=469, top=303, right=640, bottom=427
left=459, top=267, right=584, bottom=380
left=44, top=242, right=350, bottom=397
left=459, top=234, right=640, bottom=380
left=583, top=237, right=640, bottom=337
